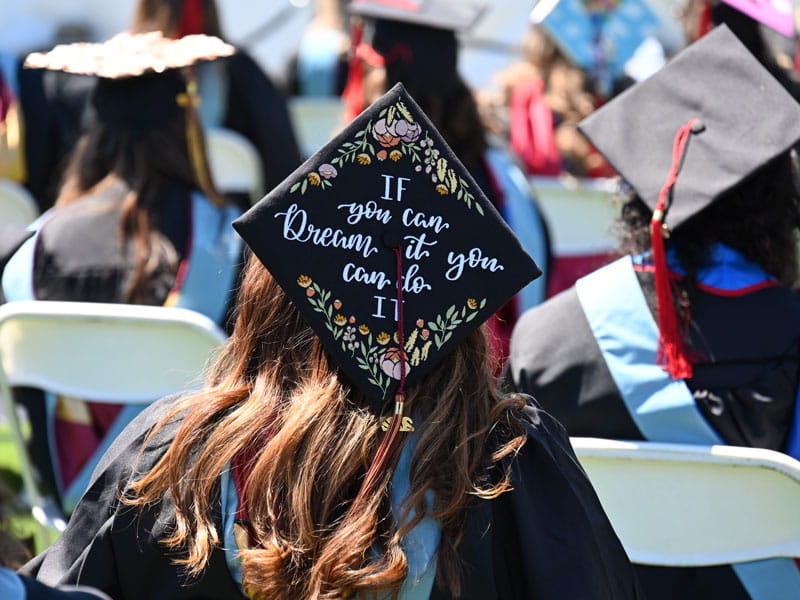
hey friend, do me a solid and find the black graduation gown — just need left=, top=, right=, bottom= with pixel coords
left=504, top=270, right=800, bottom=599
left=23, top=394, right=642, bottom=600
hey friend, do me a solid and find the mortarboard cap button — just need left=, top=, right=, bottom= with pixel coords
left=691, top=120, right=706, bottom=134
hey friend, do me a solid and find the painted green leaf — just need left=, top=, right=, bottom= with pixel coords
left=290, top=181, right=300, bottom=193
left=397, top=101, right=414, bottom=123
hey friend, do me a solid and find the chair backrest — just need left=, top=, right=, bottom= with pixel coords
left=0, top=300, right=227, bottom=547
left=205, top=127, right=264, bottom=203
left=0, top=178, right=38, bottom=227
left=0, top=300, right=227, bottom=402
left=288, top=96, right=344, bottom=159
left=571, top=437, right=800, bottom=567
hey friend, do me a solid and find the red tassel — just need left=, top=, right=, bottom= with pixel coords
left=348, top=246, right=410, bottom=511
left=341, top=22, right=366, bottom=122
left=651, top=119, right=699, bottom=380
left=177, top=0, right=206, bottom=38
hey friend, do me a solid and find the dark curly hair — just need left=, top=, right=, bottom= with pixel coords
left=615, top=149, right=800, bottom=288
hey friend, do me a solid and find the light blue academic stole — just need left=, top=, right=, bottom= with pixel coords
left=483, top=147, right=548, bottom=312
left=222, top=428, right=441, bottom=600
left=575, top=253, right=800, bottom=599
left=1, top=193, right=241, bottom=513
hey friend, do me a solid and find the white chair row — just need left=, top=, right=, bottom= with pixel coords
left=571, top=437, right=800, bottom=566
left=0, top=300, right=226, bottom=549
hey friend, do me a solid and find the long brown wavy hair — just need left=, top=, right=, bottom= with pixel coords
left=126, top=253, right=527, bottom=599
left=56, top=115, right=198, bottom=304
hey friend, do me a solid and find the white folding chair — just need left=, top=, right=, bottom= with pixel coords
left=0, top=178, right=38, bottom=227
left=287, top=96, right=345, bottom=159
left=528, top=175, right=619, bottom=259
left=571, top=437, right=800, bottom=566
left=0, top=300, right=227, bottom=550
left=205, top=127, right=264, bottom=203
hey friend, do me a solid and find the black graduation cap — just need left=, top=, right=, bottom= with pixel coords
left=24, top=31, right=234, bottom=135
left=578, top=24, right=800, bottom=381
left=348, top=0, right=485, bottom=89
left=233, top=82, right=541, bottom=410
left=578, top=24, right=800, bottom=232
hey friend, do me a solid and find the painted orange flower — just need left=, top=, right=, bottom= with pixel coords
left=306, top=288, right=315, bottom=297
left=467, top=298, right=478, bottom=309
left=333, top=314, right=347, bottom=326
left=307, top=172, right=321, bottom=186
left=356, top=153, right=371, bottom=165
left=415, top=319, right=424, bottom=328
left=389, top=150, right=402, bottom=161
left=333, top=300, right=342, bottom=309
left=377, top=150, right=388, bottom=161
left=435, top=184, right=449, bottom=195
left=297, top=275, right=312, bottom=288
left=358, top=324, right=370, bottom=335
left=377, top=332, right=391, bottom=345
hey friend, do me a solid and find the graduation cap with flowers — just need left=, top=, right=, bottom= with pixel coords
left=234, top=82, right=540, bottom=492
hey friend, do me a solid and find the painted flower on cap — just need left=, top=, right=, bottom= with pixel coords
left=380, top=348, right=411, bottom=380
left=297, top=275, right=312, bottom=288
left=307, top=172, right=321, bottom=186
left=372, top=117, right=403, bottom=147
left=333, top=314, right=347, bottom=326
left=318, top=163, right=337, bottom=179
left=376, top=332, right=391, bottom=345
left=358, top=324, right=370, bottom=335
left=389, top=150, right=402, bottom=162
left=356, top=153, right=371, bottom=165
left=400, top=121, right=421, bottom=142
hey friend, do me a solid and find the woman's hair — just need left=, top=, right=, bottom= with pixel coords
left=132, top=0, right=223, bottom=38
left=615, top=150, right=800, bottom=287
left=56, top=114, right=197, bottom=303
left=126, top=254, right=527, bottom=599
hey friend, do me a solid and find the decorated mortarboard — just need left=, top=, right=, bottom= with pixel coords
left=578, top=24, right=800, bottom=380
left=24, top=31, right=234, bottom=134
left=234, top=81, right=539, bottom=413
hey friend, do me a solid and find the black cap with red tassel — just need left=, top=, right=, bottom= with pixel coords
left=577, top=24, right=800, bottom=379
